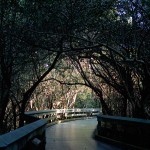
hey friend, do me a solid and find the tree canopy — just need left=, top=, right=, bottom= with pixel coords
left=0, top=0, right=150, bottom=133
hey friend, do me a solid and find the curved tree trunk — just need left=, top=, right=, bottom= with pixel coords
left=19, top=52, right=61, bottom=127
left=0, top=34, right=12, bottom=133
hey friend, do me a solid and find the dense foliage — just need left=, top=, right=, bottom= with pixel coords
left=0, top=0, right=150, bottom=133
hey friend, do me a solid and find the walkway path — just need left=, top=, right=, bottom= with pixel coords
left=46, top=118, right=121, bottom=150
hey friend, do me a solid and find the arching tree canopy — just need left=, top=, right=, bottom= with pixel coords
left=0, top=0, right=150, bottom=133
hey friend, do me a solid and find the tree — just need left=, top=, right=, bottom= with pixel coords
left=0, top=0, right=63, bottom=131
left=0, top=0, right=149, bottom=133
left=68, top=0, right=150, bottom=118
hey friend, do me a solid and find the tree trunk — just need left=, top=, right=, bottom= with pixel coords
left=0, top=78, right=11, bottom=133
left=19, top=52, right=61, bottom=126
left=0, top=35, right=12, bottom=132
left=121, top=97, right=127, bottom=117
left=130, top=100, right=146, bottom=119
left=95, top=88, right=112, bottom=115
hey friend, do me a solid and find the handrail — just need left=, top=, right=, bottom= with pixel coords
left=0, top=119, right=47, bottom=150
left=97, top=114, right=150, bottom=124
left=25, top=108, right=100, bottom=115
left=97, top=115, right=150, bottom=149
left=25, top=108, right=100, bottom=124
left=0, top=108, right=100, bottom=150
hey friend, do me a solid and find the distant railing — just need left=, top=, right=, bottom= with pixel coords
left=25, top=108, right=101, bottom=124
left=0, top=108, right=100, bottom=150
left=96, top=115, right=150, bottom=149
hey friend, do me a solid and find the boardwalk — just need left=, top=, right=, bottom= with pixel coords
left=46, top=118, right=121, bottom=150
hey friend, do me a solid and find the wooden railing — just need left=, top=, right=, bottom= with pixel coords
left=0, top=108, right=100, bottom=150
left=25, top=108, right=100, bottom=125
left=96, top=115, right=150, bottom=150
left=0, top=116, right=47, bottom=150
